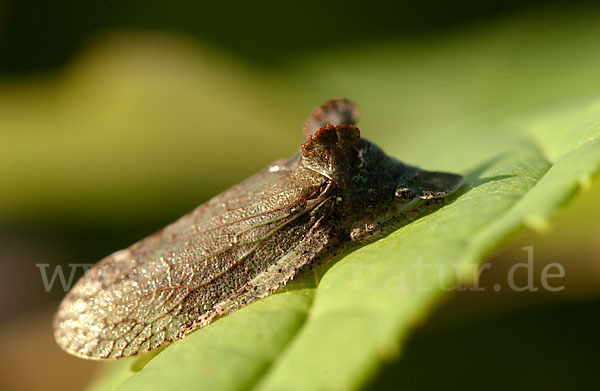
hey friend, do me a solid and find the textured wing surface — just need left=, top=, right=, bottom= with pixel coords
left=54, top=157, right=331, bottom=359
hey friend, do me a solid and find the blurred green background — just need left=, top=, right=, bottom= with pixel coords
left=1, top=0, right=599, bottom=389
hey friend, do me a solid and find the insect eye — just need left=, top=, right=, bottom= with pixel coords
left=395, top=187, right=415, bottom=202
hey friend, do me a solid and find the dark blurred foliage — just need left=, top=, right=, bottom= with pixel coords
left=0, top=0, right=592, bottom=74
left=371, top=296, right=600, bottom=390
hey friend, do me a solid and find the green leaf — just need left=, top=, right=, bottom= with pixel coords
left=96, top=97, right=600, bottom=390
left=255, top=131, right=600, bottom=390
left=102, top=288, right=315, bottom=391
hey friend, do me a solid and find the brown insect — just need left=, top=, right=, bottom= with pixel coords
left=54, top=99, right=462, bottom=359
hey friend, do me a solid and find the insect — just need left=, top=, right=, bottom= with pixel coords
left=54, top=99, right=462, bottom=360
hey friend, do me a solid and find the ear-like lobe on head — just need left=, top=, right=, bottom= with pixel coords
left=301, top=124, right=361, bottom=180
left=303, top=99, right=360, bottom=140
left=399, top=166, right=463, bottom=200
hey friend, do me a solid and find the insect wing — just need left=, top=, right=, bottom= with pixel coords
left=54, top=157, right=330, bottom=359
